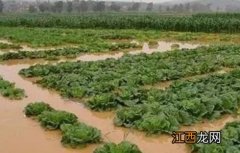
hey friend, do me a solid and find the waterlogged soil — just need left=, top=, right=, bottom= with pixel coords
left=145, top=68, right=233, bottom=90
left=0, top=42, right=237, bottom=153
left=0, top=39, right=78, bottom=54
left=1, top=41, right=202, bottom=65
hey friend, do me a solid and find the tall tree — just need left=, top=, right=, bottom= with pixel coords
left=93, top=1, right=105, bottom=12
left=0, top=0, right=4, bottom=13
left=67, top=1, right=73, bottom=13
left=110, top=2, right=121, bottom=12
left=54, top=1, right=64, bottom=13
left=39, top=2, right=50, bottom=12
left=146, top=2, right=153, bottom=11
left=128, top=2, right=140, bottom=11
left=29, top=5, right=37, bottom=13
left=77, top=0, right=88, bottom=12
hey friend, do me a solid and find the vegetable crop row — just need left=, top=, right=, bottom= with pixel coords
left=192, top=121, right=240, bottom=153
left=24, top=102, right=101, bottom=148
left=20, top=45, right=240, bottom=134
left=1, top=13, right=240, bottom=33
left=0, top=42, right=141, bottom=61
left=0, top=43, right=22, bottom=50
left=24, top=102, right=142, bottom=152
left=114, top=69, right=240, bottom=134
left=20, top=45, right=240, bottom=99
left=0, top=76, right=25, bottom=100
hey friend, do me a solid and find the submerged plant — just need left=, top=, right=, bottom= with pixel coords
left=38, top=110, right=78, bottom=130
left=192, top=121, right=240, bottom=153
left=93, top=141, right=142, bottom=153
left=0, top=76, right=25, bottom=100
left=87, top=93, right=117, bottom=111
left=60, top=123, right=101, bottom=148
left=24, top=102, right=54, bottom=117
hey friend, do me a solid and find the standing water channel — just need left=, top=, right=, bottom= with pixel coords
left=0, top=41, right=238, bottom=153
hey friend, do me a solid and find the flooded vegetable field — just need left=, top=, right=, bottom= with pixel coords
left=1, top=12, right=240, bottom=153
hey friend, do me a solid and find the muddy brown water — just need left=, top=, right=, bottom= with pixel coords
left=0, top=41, right=238, bottom=153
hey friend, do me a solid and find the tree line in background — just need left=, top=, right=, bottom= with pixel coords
left=0, top=0, right=215, bottom=13
left=29, top=1, right=156, bottom=13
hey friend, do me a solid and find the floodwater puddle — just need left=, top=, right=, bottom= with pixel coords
left=0, top=62, right=238, bottom=153
left=75, top=41, right=201, bottom=62
left=129, top=41, right=201, bottom=55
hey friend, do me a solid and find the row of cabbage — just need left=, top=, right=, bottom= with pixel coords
left=192, top=121, right=240, bottom=153
left=24, top=102, right=142, bottom=153
left=0, top=42, right=140, bottom=60
left=113, top=70, right=240, bottom=134
left=0, top=76, right=25, bottom=100
left=19, top=45, right=240, bottom=134
left=0, top=13, right=240, bottom=32
left=20, top=45, right=240, bottom=98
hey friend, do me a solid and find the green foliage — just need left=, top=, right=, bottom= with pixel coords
left=20, top=44, right=240, bottom=134
left=0, top=76, right=25, bottom=100
left=24, top=102, right=54, bottom=117
left=114, top=69, right=240, bottom=134
left=87, top=93, right=117, bottom=111
left=19, top=45, right=240, bottom=101
left=38, top=110, right=78, bottom=130
left=192, top=121, right=240, bottom=153
left=93, top=141, right=142, bottom=153
left=0, top=42, right=140, bottom=61
left=0, top=42, right=21, bottom=50
left=0, top=13, right=240, bottom=32
left=24, top=102, right=102, bottom=148
left=60, top=123, right=101, bottom=148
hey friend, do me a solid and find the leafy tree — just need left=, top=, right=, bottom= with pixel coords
left=110, top=2, right=121, bottom=12
left=39, top=2, right=50, bottom=12
left=146, top=2, right=153, bottom=11
left=54, top=1, right=64, bottom=13
left=67, top=1, right=73, bottom=13
left=29, top=5, right=37, bottom=13
left=158, top=5, right=162, bottom=12
left=0, top=0, right=4, bottom=13
left=128, top=2, right=140, bottom=11
left=93, top=1, right=105, bottom=12
left=76, top=0, right=88, bottom=12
